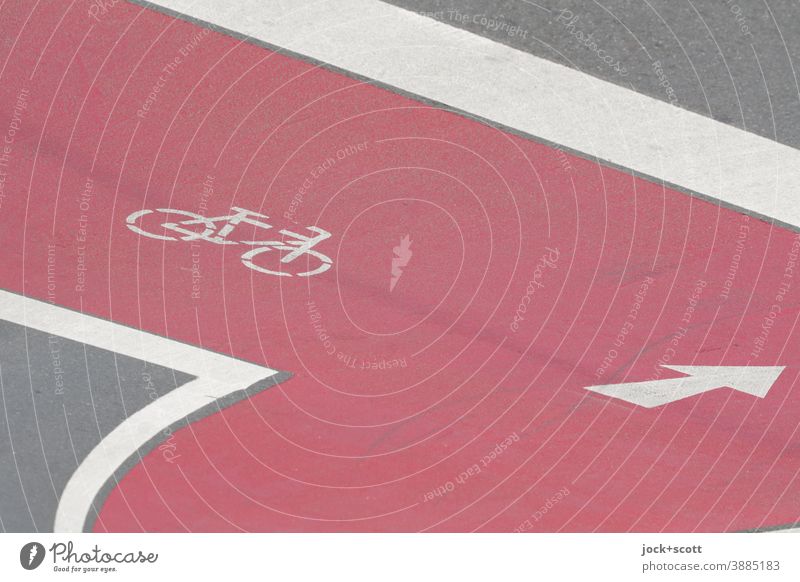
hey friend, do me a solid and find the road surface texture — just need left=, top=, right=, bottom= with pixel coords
left=0, top=0, right=798, bottom=533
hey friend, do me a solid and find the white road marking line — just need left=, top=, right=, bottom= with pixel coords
left=585, top=365, right=786, bottom=408
left=0, top=290, right=280, bottom=532
left=144, top=0, right=800, bottom=229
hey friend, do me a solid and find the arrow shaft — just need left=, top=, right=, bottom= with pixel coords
left=588, top=376, right=727, bottom=408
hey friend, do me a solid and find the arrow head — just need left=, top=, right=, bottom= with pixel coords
left=663, top=365, right=786, bottom=398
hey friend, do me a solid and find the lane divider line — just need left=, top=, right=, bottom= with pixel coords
left=138, top=0, right=800, bottom=230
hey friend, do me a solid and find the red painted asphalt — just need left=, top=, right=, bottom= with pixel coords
left=1, top=1, right=799, bottom=531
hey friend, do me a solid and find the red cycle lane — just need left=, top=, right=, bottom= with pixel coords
left=0, top=0, right=798, bottom=531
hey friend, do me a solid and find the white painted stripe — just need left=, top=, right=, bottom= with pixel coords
left=0, top=290, right=270, bottom=382
left=145, top=0, right=800, bottom=228
left=0, top=291, right=279, bottom=532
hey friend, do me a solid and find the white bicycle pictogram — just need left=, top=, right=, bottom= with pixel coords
left=126, top=207, right=332, bottom=277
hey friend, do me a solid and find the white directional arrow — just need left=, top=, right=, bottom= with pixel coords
left=586, top=365, right=786, bottom=408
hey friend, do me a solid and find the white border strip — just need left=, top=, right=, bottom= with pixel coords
left=0, top=290, right=279, bottom=532
left=147, top=0, right=800, bottom=228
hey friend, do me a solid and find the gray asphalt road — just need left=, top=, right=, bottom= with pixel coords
left=383, top=0, right=800, bottom=150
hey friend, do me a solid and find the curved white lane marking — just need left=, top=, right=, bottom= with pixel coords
left=0, top=290, right=280, bottom=532
left=55, top=376, right=270, bottom=532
